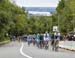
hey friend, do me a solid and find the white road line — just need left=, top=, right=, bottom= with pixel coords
left=20, top=42, right=32, bottom=58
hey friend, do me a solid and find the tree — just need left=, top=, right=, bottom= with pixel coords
left=52, top=0, right=74, bottom=33
left=0, top=0, right=28, bottom=41
left=0, top=11, right=12, bottom=41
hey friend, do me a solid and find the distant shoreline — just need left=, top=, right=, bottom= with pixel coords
left=24, top=7, right=56, bottom=13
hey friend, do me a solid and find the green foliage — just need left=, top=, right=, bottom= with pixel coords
left=0, top=0, right=27, bottom=41
left=56, top=0, right=65, bottom=13
left=24, top=16, right=52, bottom=34
left=1, top=0, right=75, bottom=42
left=52, top=0, right=75, bottom=34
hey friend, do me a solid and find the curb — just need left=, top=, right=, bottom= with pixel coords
left=0, top=40, right=10, bottom=45
left=59, top=47, right=75, bottom=52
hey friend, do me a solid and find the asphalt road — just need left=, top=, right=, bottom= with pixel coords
left=0, top=41, right=75, bottom=58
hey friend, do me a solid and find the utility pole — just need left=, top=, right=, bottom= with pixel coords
left=58, top=13, right=60, bottom=32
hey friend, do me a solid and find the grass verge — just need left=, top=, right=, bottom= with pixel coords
left=0, top=40, right=10, bottom=45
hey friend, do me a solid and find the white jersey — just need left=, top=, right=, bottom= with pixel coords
left=43, top=33, right=50, bottom=41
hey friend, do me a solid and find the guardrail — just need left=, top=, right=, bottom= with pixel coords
left=59, top=41, right=75, bottom=51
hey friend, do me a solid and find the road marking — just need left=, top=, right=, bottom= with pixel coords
left=20, top=42, right=32, bottom=58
